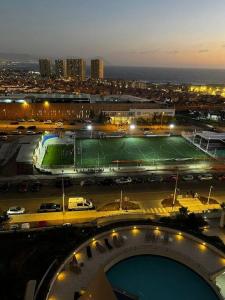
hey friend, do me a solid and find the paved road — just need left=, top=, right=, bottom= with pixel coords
left=0, top=179, right=224, bottom=213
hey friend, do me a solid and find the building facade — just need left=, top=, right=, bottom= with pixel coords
left=55, top=59, right=67, bottom=78
left=91, top=59, right=104, bottom=80
left=66, top=59, right=86, bottom=80
left=39, top=59, right=52, bottom=78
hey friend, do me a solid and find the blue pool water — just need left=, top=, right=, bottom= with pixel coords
left=107, top=255, right=218, bottom=300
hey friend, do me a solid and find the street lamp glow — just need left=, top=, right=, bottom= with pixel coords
left=44, top=100, right=50, bottom=108
left=169, top=124, right=175, bottom=129
left=87, top=124, right=93, bottom=131
left=130, top=124, right=136, bottom=130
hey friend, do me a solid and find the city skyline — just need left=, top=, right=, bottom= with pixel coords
left=1, top=0, right=225, bottom=69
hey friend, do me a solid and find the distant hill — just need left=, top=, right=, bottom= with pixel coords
left=0, top=52, right=38, bottom=62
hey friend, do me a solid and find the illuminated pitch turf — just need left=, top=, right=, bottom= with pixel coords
left=41, top=136, right=209, bottom=168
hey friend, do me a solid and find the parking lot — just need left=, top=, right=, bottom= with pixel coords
left=0, top=172, right=225, bottom=215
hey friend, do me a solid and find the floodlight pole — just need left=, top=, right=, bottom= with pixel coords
left=172, top=169, right=179, bottom=207
left=73, top=132, right=76, bottom=171
left=120, top=190, right=123, bottom=211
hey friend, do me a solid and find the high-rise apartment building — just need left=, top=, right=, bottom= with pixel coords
left=66, top=58, right=86, bottom=80
left=55, top=59, right=67, bottom=78
left=91, top=59, right=104, bottom=80
left=39, top=59, right=52, bottom=78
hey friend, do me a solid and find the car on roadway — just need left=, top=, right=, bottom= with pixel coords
left=198, top=173, right=213, bottom=181
left=55, top=122, right=63, bottom=127
left=148, top=175, right=163, bottom=183
left=7, top=206, right=25, bottom=215
left=38, top=203, right=61, bottom=213
left=28, top=119, right=35, bottom=122
left=182, top=174, right=194, bottom=181
left=18, top=181, right=28, bottom=193
left=115, top=177, right=132, bottom=184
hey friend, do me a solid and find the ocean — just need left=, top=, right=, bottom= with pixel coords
left=5, top=63, right=225, bottom=85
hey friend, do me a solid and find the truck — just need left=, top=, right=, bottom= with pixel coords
left=68, top=197, right=94, bottom=211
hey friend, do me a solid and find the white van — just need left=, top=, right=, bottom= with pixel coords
left=68, top=197, right=94, bottom=211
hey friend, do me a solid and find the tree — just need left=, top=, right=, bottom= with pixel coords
left=179, top=206, right=189, bottom=217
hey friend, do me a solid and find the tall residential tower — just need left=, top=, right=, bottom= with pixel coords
left=91, top=59, right=104, bottom=80
left=39, top=59, right=52, bottom=78
left=55, top=59, right=67, bottom=78
left=66, top=58, right=86, bottom=80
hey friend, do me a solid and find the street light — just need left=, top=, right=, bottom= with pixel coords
left=172, top=169, right=179, bottom=207
left=207, top=185, right=213, bottom=205
left=129, top=124, right=136, bottom=130
left=169, top=124, right=175, bottom=129
left=87, top=124, right=93, bottom=138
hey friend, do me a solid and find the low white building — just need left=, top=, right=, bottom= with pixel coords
left=103, top=108, right=175, bottom=124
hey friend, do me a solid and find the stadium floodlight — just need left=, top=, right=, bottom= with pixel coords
left=129, top=124, right=136, bottom=130
left=169, top=124, right=175, bottom=129
left=87, top=124, right=93, bottom=131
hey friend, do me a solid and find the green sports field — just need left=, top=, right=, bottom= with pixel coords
left=41, top=137, right=209, bottom=168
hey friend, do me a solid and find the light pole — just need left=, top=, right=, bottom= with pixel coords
left=87, top=124, right=93, bottom=138
left=172, top=169, right=179, bottom=207
left=207, top=185, right=213, bottom=205
left=160, top=112, right=165, bottom=128
left=120, top=190, right=123, bottom=211
left=169, top=123, right=175, bottom=134
left=73, top=132, right=76, bottom=171
left=62, top=170, right=65, bottom=215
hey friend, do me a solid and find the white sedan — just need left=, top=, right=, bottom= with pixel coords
left=7, top=206, right=25, bottom=215
left=198, top=174, right=213, bottom=181
left=115, top=177, right=132, bottom=184
left=182, top=174, right=194, bottom=181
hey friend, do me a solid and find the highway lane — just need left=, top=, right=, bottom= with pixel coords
left=0, top=179, right=224, bottom=213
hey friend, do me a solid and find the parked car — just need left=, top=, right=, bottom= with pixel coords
left=0, top=182, right=10, bottom=192
left=10, top=121, right=19, bottom=125
left=198, top=174, right=213, bottom=181
left=26, top=131, right=36, bottom=135
left=30, top=181, right=42, bottom=192
left=18, top=182, right=28, bottom=193
left=17, top=125, right=25, bottom=130
left=182, top=174, right=194, bottom=181
left=115, top=177, right=132, bottom=184
left=217, top=174, right=225, bottom=181
left=55, top=177, right=72, bottom=188
left=132, top=177, right=144, bottom=184
left=27, top=125, right=36, bottom=130
left=165, top=175, right=178, bottom=182
left=80, top=179, right=95, bottom=186
left=28, top=119, right=35, bottom=122
left=55, top=122, right=63, bottom=127
left=44, top=120, right=52, bottom=124
left=148, top=175, right=163, bottom=183
left=7, top=206, right=25, bottom=215
left=11, top=130, right=22, bottom=135
left=100, top=178, right=114, bottom=185
left=17, top=119, right=25, bottom=122
left=38, top=203, right=61, bottom=213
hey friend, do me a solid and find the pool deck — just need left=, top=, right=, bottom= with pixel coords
left=47, top=225, right=225, bottom=300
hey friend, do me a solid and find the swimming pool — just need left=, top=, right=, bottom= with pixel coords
left=107, top=255, right=218, bottom=300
